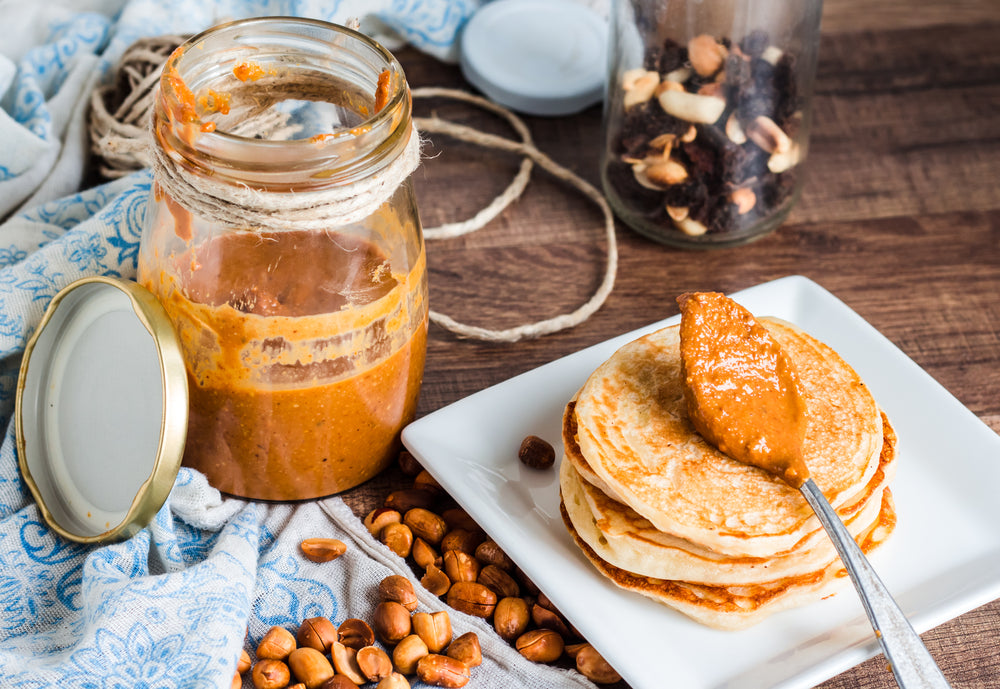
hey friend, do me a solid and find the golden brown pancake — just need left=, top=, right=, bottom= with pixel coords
left=560, top=434, right=893, bottom=585
left=559, top=488, right=897, bottom=631
left=563, top=402, right=897, bottom=580
left=572, top=318, right=883, bottom=558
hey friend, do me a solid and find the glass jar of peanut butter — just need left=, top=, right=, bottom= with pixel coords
left=139, top=18, right=428, bottom=500
left=602, top=0, right=823, bottom=248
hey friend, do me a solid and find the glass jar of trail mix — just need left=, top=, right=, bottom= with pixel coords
left=140, top=18, right=428, bottom=501
left=601, top=1, right=823, bottom=248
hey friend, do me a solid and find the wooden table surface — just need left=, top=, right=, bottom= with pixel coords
left=346, top=2, right=1000, bottom=687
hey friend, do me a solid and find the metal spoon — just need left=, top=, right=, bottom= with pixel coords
left=799, top=479, right=951, bottom=688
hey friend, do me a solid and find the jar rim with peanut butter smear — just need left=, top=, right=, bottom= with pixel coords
left=140, top=17, right=429, bottom=501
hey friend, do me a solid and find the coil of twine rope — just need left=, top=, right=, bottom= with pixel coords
left=89, top=38, right=617, bottom=343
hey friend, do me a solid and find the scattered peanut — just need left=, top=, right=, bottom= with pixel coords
left=384, top=488, right=437, bottom=513
left=443, top=550, right=480, bottom=584
left=376, top=672, right=411, bottom=689
left=412, top=537, right=442, bottom=570
left=397, top=450, right=423, bottom=476
left=493, top=597, right=530, bottom=641
left=357, top=645, right=394, bottom=682
left=257, top=626, right=297, bottom=661
left=440, top=508, right=478, bottom=533
left=474, top=540, right=512, bottom=570
left=416, top=654, right=471, bottom=688
left=252, top=659, right=290, bottom=689
left=378, top=575, right=419, bottom=612
left=445, top=632, right=482, bottom=668
left=330, top=641, right=367, bottom=685
left=531, top=603, right=572, bottom=638
left=320, top=676, right=358, bottom=689
left=445, top=582, right=497, bottom=619
left=421, top=564, right=452, bottom=597
left=403, top=508, right=448, bottom=546
left=413, top=470, right=443, bottom=495
left=411, top=611, right=453, bottom=654
left=392, top=634, right=430, bottom=675
left=338, top=618, right=375, bottom=650
left=379, top=523, right=414, bottom=559
left=517, top=435, right=555, bottom=470
left=515, top=629, right=565, bottom=664
left=237, top=648, right=252, bottom=673
left=574, top=643, right=623, bottom=684
left=373, top=601, right=412, bottom=645
left=439, top=529, right=484, bottom=555
left=299, top=538, right=346, bottom=563
left=296, top=617, right=338, bottom=653
left=364, top=508, right=402, bottom=537
left=287, top=647, right=334, bottom=689
left=477, top=565, right=519, bottom=599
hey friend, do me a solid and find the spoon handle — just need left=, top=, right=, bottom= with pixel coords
left=799, top=479, right=951, bottom=689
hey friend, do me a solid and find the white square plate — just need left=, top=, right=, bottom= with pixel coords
left=402, top=275, right=1000, bottom=689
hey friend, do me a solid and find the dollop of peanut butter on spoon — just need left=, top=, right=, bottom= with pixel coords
left=677, top=291, right=951, bottom=689
left=678, top=291, right=810, bottom=487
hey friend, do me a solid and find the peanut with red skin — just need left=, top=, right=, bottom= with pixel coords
left=446, top=582, right=496, bottom=619
left=373, top=601, right=412, bottom=645
left=296, top=617, right=337, bottom=653
left=364, top=508, right=402, bottom=537
left=442, top=550, right=479, bottom=583
left=493, top=597, right=530, bottom=641
left=575, top=643, right=623, bottom=684
left=378, top=575, right=418, bottom=612
left=515, top=629, right=564, bottom=663
left=403, top=508, right=448, bottom=546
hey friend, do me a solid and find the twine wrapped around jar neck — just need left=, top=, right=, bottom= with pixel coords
left=149, top=123, right=421, bottom=232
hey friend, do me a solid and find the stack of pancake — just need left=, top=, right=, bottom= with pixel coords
left=559, top=317, right=897, bottom=630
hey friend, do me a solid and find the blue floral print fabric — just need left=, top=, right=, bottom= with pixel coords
left=0, top=2, right=600, bottom=687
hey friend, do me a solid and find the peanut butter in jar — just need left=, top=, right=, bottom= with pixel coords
left=140, top=18, right=427, bottom=500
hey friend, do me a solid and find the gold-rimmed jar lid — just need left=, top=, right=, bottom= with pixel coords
left=15, top=277, right=188, bottom=543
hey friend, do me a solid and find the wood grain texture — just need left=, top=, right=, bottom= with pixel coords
left=343, top=7, right=1000, bottom=688
left=821, top=0, right=1000, bottom=33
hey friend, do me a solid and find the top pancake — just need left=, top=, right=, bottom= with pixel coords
left=573, top=318, right=883, bottom=557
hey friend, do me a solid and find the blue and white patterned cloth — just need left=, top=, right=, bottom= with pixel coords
left=0, top=2, right=598, bottom=687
